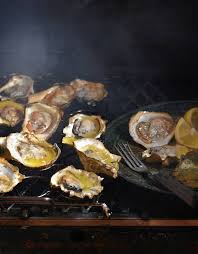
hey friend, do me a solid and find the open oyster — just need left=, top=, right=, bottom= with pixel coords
left=129, top=111, right=175, bottom=148
left=28, top=83, right=75, bottom=108
left=0, top=74, right=34, bottom=99
left=62, top=114, right=106, bottom=145
left=70, top=79, right=108, bottom=103
left=51, top=165, right=103, bottom=199
left=74, top=138, right=121, bottom=178
left=5, top=133, right=60, bottom=169
left=22, top=103, right=62, bottom=140
left=142, top=145, right=177, bottom=166
left=0, top=100, right=24, bottom=127
left=0, top=158, right=24, bottom=193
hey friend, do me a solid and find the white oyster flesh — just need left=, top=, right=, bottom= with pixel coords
left=0, top=75, right=34, bottom=99
left=129, top=111, right=175, bottom=148
left=142, top=145, right=176, bottom=161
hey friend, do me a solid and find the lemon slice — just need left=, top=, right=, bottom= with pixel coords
left=176, top=144, right=193, bottom=159
left=184, top=107, right=198, bottom=131
left=175, top=117, right=198, bottom=149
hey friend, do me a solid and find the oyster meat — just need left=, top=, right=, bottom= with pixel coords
left=5, top=133, right=60, bottom=169
left=70, top=79, right=108, bottom=103
left=142, top=145, right=177, bottom=166
left=173, top=151, right=198, bottom=189
left=22, top=103, right=62, bottom=140
left=74, top=138, right=121, bottom=178
left=0, top=74, right=34, bottom=99
left=62, top=114, right=106, bottom=145
left=51, top=165, right=103, bottom=199
left=0, top=100, right=24, bottom=127
left=0, top=158, right=24, bottom=193
left=28, top=83, right=75, bottom=108
left=129, top=111, right=175, bottom=148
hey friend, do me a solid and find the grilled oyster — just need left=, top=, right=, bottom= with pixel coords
left=62, top=114, right=106, bottom=145
left=129, top=111, right=175, bottom=148
left=70, top=79, right=108, bottom=103
left=142, top=145, right=177, bottom=166
left=74, top=138, right=121, bottom=178
left=0, top=158, right=24, bottom=193
left=0, top=100, right=24, bottom=127
left=51, top=165, right=103, bottom=199
left=5, top=133, right=60, bottom=169
left=22, top=103, right=62, bottom=140
left=28, top=83, right=75, bottom=108
left=0, top=74, right=34, bottom=99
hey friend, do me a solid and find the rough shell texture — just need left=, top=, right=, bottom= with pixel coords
left=0, top=158, right=24, bottom=193
left=22, top=103, right=62, bottom=140
left=74, top=138, right=121, bottom=178
left=6, top=133, right=60, bottom=169
left=0, top=74, right=34, bottom=99
left=129, top=111, right=175, bottom=148
left=62, top=114, right=106, bottom=145
left=70, top=79, right=108, bottom=102
left=51, top=165, right=103, bottom=199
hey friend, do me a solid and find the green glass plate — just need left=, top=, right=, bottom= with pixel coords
left=105, top=100, right=198, bottom=193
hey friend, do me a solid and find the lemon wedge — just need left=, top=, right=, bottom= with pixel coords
left=176, top=144, right=193, bottom=159
left=175, top=117, right=198, bottom=149
left=184, top=107, right=198, bottom=131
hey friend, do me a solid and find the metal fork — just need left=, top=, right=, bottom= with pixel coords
left=115, top=140, right=196, bottom=208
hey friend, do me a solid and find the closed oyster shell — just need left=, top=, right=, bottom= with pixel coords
left=5, top=133, right=60, bottom=169
left=129, top=111, right=175, bottom=148
left=22, top=103, right=62, bottom=140
left=28, top=83, right=75, bottom=108
left=74, top=138, right=121, bottom=178
left=70, top=79, right=108, bottom=103
left=0, top=158, right=24, bottom=193
left=62, top=114, right=106, bottom=145
left=51, top=165, right=103, bottom=199
left=0, top=100, right=24, bottom=127
left=0, top=74, right=34, bottom=99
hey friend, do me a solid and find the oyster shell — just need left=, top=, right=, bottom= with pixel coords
left=51, top=165, right=103, bottom=199
left=62, top=114, right=106, bottom=145
left=129, top=111, right=175, bottom=148
left=28, top=83, right=75, bottom=108
left=0, top=158, right=24, bottom=193
left=22, top=103, right=62, bottom=140
left=142, top=145, right=177, bottom=166
left=5, top=133, right=60, bottom=169
left=74, top=138, right=121, bottom=178
left=0, top=100, right=24, bottom=127
left=70, top=79, right=108, bottom=103
left=0, top=74, right=34, bottom=99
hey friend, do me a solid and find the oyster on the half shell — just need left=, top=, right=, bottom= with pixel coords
left=28, top=83, right=75, bottom=108
left=22, top=103, right=62, bottom=140
left=51, top=165, right=103, bottom=199
left=129, top=111, right=175, bottom=148
left=62, top=114, right=106, bottom=145
left=0, top=158, right=24, bottom=193
left=5, top=133, right=60, bottom=169
left=70, top=79, right=108, bottom=103
left=74, top=138, right=121, bottom=178
left=0, top=74, right=34, bottom=99
left=0, top=100, right=24, bottom=127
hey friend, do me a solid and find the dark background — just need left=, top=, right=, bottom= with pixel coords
left=0, top=0, right=197, bottom=121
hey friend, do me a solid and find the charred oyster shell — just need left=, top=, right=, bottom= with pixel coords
left=74, top=138, right=121, bottom=178
left=28, top=83, right=75, bottom=108
left=0, top=100, right=24, bottom=127
left=5, top=133, right=60, bottom=169
left=0, top=74, right=34, bottom=99
left=129, top=111, right=175, bottom=148
left=70, top=79, right=108, bottom=103
left=62, top=114, right=106, bottom=145
left=51, top=165, right=103, bottom=199
left=22, top=103, right=62, bottom=140
left=0, top=158, right=24, bottom=193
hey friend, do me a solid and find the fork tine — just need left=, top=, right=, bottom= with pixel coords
left=117, top=143, right=140, bottom=168
left=115, top=143, right=137, bottom=169
left=125, top=142, right=144, bottom=166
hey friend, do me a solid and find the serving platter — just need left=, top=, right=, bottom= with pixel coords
left=105, top=100, right=198, bottom=193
